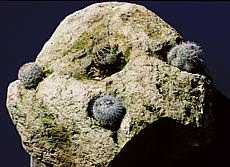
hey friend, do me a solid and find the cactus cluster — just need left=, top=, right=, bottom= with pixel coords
left=90, top=95, right=126, bottom=129
left=167, top=41, right=204, bottom=73
left=18, top=62, right=43, bottom=88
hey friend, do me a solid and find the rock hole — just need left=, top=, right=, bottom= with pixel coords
left=191, top=79, right=198, bottom=88
left=111, top=131, right=118, bottom=144
left=145, top=105, right=155, bottom=112
left=86, top=45, right=128, bottom=80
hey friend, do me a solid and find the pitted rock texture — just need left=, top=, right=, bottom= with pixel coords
left=7, top=2, right=214, bottom=167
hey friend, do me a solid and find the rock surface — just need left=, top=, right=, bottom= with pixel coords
left=7, top=2, right=214, bottom=167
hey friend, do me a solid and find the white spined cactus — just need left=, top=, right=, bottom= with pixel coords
left=91, top=95, right=125, bottom=129
left=167, top=41, right=204, bottom=73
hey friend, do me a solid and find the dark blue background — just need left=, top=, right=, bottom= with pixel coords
left=1, top=1, right=229, bottom=166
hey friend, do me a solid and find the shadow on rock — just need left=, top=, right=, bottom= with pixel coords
left=212, top=89, right=230, bottom=166
left=109, top=117, right=214, bottom=167
left=109, top=89, right=230, bottom=167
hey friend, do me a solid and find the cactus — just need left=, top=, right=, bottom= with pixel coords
left=90, top=95, right=125, bottom=129
left=87, top=45, right=125, bottom=79
left=94, top=46, right=117, bottom=67
left=18, top=62, right=43, bottom=88
left=167, top=41, right=204, bottom=73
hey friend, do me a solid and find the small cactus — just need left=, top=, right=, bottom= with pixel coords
left=167, top=41, right=204, bottom=73
left=94, top=46, right=117, bottom=67
left=90, top=95, right=125, bottom=129
left=87, top=45, right=124, bottom=79
left=18, top=62, right=43, bottom=88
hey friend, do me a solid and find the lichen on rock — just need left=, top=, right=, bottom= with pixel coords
left=6, top=2, right=214, bottom=167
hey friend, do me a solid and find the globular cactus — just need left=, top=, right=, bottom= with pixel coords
left=94, top=46, right=117, bottom=67
left=18, top=62, right=43, bottom=88
left=167, top=41, right=204, bottom=73
left=90, top=95, right=125, bottom=129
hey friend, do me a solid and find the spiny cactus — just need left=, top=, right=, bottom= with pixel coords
left=94, top=46, right=118, bottom=67
left=87, top=45, right=125, bottom=80
left=167, top=41, right=204, bottom=73
left=90, top=95, right=125, bottom=129
left=18, top=62, right=43, bottom=88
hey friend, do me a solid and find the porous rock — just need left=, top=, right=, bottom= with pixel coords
left=7, top=2, right=214, bottom=167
